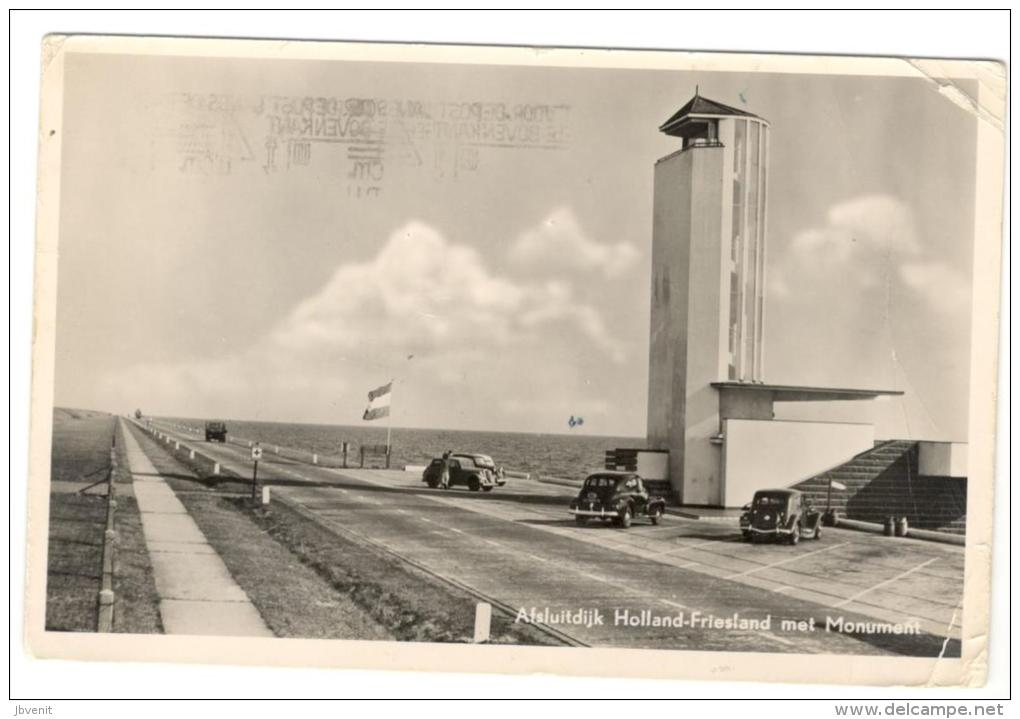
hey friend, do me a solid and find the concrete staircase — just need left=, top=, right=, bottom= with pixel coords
left=792, top=440, right=967, bottom=535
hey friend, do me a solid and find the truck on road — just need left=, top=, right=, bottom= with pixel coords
left=204, top=421, right=228, bottom=442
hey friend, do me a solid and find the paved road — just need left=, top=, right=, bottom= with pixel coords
left=139, top=419, right=964, bottom=655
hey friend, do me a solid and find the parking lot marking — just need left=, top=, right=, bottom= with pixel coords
left=833, top=557, right=938, bottom=608
left=726, top=542, right=850, bottom=578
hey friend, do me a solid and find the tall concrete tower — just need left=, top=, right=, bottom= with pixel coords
left=647, top=91, right=770, bottom=505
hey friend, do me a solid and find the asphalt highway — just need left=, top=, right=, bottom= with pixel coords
left=140, top=420, right=964, bottom=656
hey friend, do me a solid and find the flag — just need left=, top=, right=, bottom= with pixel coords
left=363, top=405, right=390, bottom=421
left=367, top=382, right=392, bottom=402
left=363, top=381, right=392, bottom=421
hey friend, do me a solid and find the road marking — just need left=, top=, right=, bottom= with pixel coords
left=482, top=539, right=503, bottom=548
left=665, top=537, right=737, bottom=555
left=659, top=599, right=687, bottom=611
left=833, top=557, right=939, bottom=608
left=449, top=527, right=465, bottom=534
left=527, top=553, right=548, bottom=563
left=726, top=542, right=851, bottom=578
left=419, top=516, right=434, bottom=523
left=771, top=585, right=794, bottom=593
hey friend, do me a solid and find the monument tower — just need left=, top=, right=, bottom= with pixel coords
left=647, top=91, right=770, bottom=505
left=646, top=90, right=900, bottom=507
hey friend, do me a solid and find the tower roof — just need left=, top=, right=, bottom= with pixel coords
left=659, top=90, right=765, bottom=137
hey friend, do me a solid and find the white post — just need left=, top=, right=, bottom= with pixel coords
left=262, top=486, right=271, bottom=505
left=213, top=462, right=220, bottom=475
left=312, top=453, right=318, bottom=464
left=473, top=602, right=492, bottom=643
left=189, top=449, right=195, bottom=459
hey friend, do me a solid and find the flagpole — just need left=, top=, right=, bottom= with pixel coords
left=385, top=379, right=394, bottom=456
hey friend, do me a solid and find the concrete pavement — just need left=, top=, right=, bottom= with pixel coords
left=120, top=420, right=272, bottom=637
left=144, top=419, right=963, bottom=655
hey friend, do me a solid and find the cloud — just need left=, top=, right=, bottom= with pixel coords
left=899, top=261, right=971, bottom=316
left=102, top=220, right=627, bottom=427
left=765, top=194, right=971, bottom=439
left=507, top=207, right=639, bottom=278
left=271, top=221, right=620, bottom=359
left=775, top=194, right=968, bottom=316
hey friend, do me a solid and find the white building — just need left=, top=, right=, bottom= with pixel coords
left=646, top=91, right=901, bottom=507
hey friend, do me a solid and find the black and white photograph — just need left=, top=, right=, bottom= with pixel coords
left=22, top=31, right=1005, bottom=690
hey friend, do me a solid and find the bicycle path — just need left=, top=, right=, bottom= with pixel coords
left=119, top=419, right=273, bottom=637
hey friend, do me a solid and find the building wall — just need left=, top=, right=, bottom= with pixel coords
left=918, top=441, right=968, bottom=478
left=722, top=419, right=875, bottom=507
left=681, top=148, right=727, bottom=505
left=647, top=150, right=691, bottom=458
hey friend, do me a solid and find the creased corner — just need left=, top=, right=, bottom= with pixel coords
left=904, top=58, right=1005, bottom=134
left=39, top=34, right=68, bottom=75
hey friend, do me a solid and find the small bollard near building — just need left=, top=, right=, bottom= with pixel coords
left=894, top=516, right=910, bottom=537
left=884, top=516, right=896, bottom=537
left=213, top=462, right=221, bottom=475
left=262, top=486, right=271, bottom=505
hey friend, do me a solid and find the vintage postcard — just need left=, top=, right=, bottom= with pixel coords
left=26, top=35, right=1005, bottom=687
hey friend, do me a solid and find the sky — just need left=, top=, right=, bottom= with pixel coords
left=52, top=50, right=978, bottom=439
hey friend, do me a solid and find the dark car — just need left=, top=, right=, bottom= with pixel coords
left=568, top=472, right=666, bottom=528
left=204, top=421, right=227, bottom=442
left=422, top=453, right=507, bottom=492
left=740, top=488, right=822, bottom=545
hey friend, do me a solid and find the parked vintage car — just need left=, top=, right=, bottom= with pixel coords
left=204, top=420, right=228, bottom=442
left=422, top=453, right=507, bottom=492
left=740, top=488, right=822, bottom=545
left=568, top=471, right=666, bottom=528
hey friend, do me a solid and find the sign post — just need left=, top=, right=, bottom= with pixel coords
left=251, top=443, right=263, bottom=501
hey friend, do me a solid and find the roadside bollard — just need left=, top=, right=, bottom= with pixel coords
left=884, top=516, right=896, bottom=537
left=174, top=441, right=180, bottom=450
left=262, top=486, right=271, bottom=505
left=473, top=602, right=492, bottom=643
left=312, top=453, right=318, bottom=464
left=189, top=449, right=195, bottom=459
left=895, top=516, right=910, bottom=537
left=213, top=462, right=220, bottom=475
